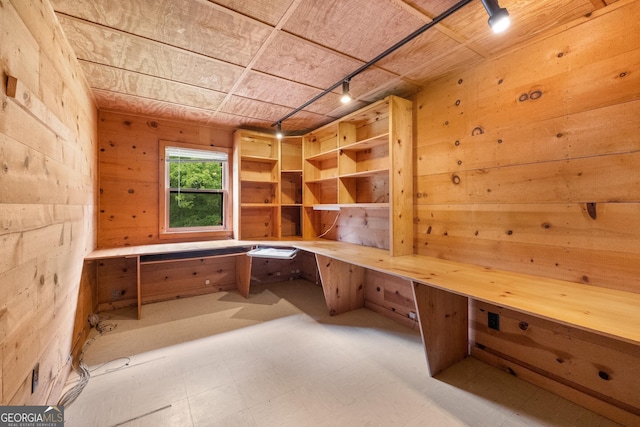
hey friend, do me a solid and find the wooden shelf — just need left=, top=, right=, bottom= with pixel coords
left=240, top=178, right=278, bottom=184
left=305, top=176, right=338, bottom=184
left=339, top=168, right=389, bottom=179
left=240, top=155, right=278, bottom=163
left=306, top=149, right=338, bottom=162
left=241, top=203, right=278, bottom=207
left=302, top=95, right=413, bottom=256
left=281, top=203, right=302, bottom=207
left=312, top=203, right=389, bottom=210
left=281, top=169, right=303, bottom=173
left=340, top=133, right=389, bottom=151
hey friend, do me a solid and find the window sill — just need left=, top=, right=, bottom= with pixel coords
left=158, top=229, right=233, bottom=241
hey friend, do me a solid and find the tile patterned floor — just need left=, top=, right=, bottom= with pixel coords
left=62, top=280, right=621, bottom=427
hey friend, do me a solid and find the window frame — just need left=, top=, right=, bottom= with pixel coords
left=158, top=140, right=233, bottom=240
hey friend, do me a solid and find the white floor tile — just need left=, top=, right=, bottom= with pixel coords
left=61, top=280, right=622, bottom=427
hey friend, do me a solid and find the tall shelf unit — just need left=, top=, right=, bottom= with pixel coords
left=233, top=130, right=303, bottom=239
left=302, top=95, right=413, bottom=256
left=280, top=137, right=303, bottom=237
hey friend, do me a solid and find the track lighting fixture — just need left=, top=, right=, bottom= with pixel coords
left=481, top=0, right=510, bottom=33
left=340, top=80, right=351, bottom=104
left=272, top=0, right=509, bottom=134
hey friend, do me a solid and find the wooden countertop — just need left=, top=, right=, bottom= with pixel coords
left=293, top=241, right=640, bottom=347
left=86, top=239, right=640, bottom=346
left=85, top=239, right=302, bottom=260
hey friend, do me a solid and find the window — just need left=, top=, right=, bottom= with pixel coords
left=159, top=141, right=232, bottom=238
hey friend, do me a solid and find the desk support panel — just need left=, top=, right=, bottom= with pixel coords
left=316, top=254, right=365, bottom=315
left=413, top=282, right=469, bottom=376
left=236, top=254, right=253, bottom=298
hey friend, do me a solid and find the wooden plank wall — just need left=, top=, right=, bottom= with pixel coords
left=414, top=0, right=640, bottom=420
left=97, top=111, right=234, bottom=247
left=94, top=254, right=311, bottom=311
left=364, top=270, right=418, bottom=329
left=0, top=0, right=97, bottom=405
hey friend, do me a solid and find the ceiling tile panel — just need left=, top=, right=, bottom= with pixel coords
left=209, top=111, right=274, bottom=130
left=375, top=27, right=471, bottom=76
left=283, top=0, right=423, bottom=61
left=233, top=71, right=341, bottom=115
left=55, top=13, right=127, bottom=67
left=57, top=14, right=244, bottom=92
left=81, top=62, right=227, bottom=111
left=220, top=96, right=294, bottom=122
left=53, top=0, right=273, bottom=66
left=253, top=32, right=362, bottom=88
left=93, top=90, right=217, bottom=124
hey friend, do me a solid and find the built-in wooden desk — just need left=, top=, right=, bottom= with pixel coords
left=87, top=239, right=640, bottom=351
left=291, top=240, right=640, bottom=376
left=88, top=239, right=640, bottom=340
left=86, top=241, right=256, bottom=318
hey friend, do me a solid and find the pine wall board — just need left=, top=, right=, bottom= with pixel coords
left=97, top=111, right=234, bottom=248
left=414, top=0, right=640, bottom=418
left=0, top=0, right=97, bottom=405
left=414, top=0, right=640, bottom=293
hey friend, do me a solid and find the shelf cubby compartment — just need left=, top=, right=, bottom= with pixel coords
left=237, top=133, right=278, bottom=159
left=304, top=179, right=338, bottom=206
left=338, top=141, right=389, bottom=176
left=340, top=103, right=390, bottom=144
left=239, top=205, right=278, bottom=239
left=240, top=181, right=278, bottom=205
left=281, top=205, right=302, bottom=237
left=240, top=158, right=278, bottom=182
left=304, top=154, right=338, bottom=182
left=304, top=126, right=337, bottom=158
left=339, top=171, right=389, bottom=204
left=302, top=206, right=339, bottom=240
left=281, top=138, right=302, bottom=171
left=281, top=171, right=302, bottom=205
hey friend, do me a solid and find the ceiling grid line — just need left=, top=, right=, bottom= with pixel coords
left=207, top=0, right=306, bottom=125
left=51, top=0, right=600, bottom=131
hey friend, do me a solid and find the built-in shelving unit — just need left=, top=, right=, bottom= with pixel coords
left=233, top=130, right=303, bottom=239
left=302, top=95, right=413, bottom=256
left=279, top=137, right=303, bottom=238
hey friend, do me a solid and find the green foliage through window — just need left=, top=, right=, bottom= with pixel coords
left=166, top=148, right=227, bottom=229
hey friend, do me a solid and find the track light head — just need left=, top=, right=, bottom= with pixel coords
left=340, top=80, right=351, bottom=104
left=481, top=0, right=510, bottom=33
left=276, top=122, right=283, bottom=139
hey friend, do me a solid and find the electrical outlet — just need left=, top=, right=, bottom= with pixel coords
left=408, top=311, right=417, bottom=320
left=32, top=363, right=39, bottom=394
left=205, top=279, right=210, bottom=285
left=488, top=312, right=500, bottom=331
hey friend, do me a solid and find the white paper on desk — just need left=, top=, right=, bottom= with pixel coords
left=247, top=247, right=299, bottom=259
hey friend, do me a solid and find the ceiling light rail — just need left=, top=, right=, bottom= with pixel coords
left=272, top=0, right=509, bottom=138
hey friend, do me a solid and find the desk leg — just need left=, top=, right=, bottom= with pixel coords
left=236, top=254, right=252, bottom=298
left=316, top=255, right=365, bottom=315
left=136, top=255, right=141, bottom=319
left=412, top=282, right=468, bottom=376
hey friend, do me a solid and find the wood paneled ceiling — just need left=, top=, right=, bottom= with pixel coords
left=52, top=0, right=605, bottom=134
